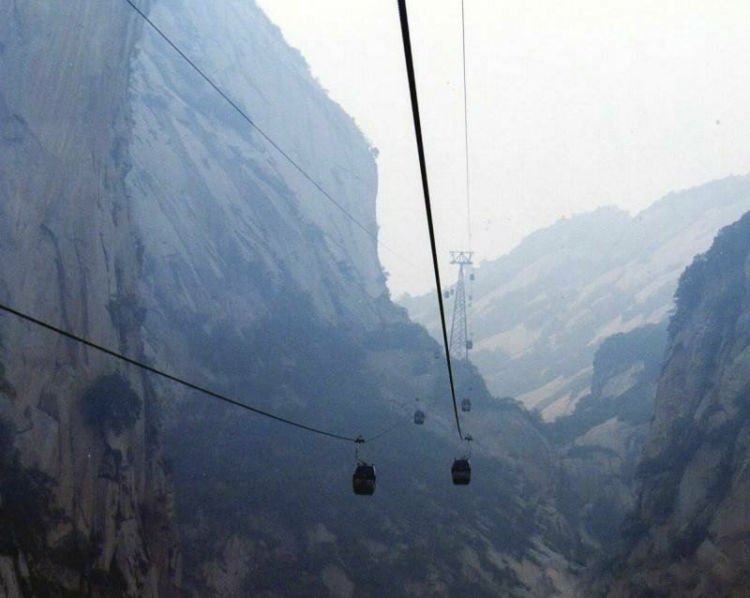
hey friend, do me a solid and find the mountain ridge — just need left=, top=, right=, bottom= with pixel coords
left=609, top=211, right=750, bottom=595
left=401, top=174, right=750, bottom=420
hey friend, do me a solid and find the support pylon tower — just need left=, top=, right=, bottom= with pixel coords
left=448, top=250, right=473, bottom=361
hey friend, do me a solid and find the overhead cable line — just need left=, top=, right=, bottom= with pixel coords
left=0, top=301, right=362, bottom=443
left=397, top=0, right=464, bottom=440
left=460, top=0, right=472, bottom=251
left=123, top=0, right=415, bottom=268
left=367, top=416, right=410, bottom=443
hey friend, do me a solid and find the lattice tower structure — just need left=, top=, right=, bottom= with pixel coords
left=448, top=251, right=473, bottom=361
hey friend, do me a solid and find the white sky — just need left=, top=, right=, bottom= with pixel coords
left=257, top=0, right=750, bottom=297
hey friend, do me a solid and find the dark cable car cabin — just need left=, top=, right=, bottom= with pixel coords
left=452, top=458, right=471, bottom=485
left=461, top=398, right=471, bottom=412
left=443, top=290, right=450, bottom=299
left=469, top=273, right=475, bottom=281
left=352, top=463, right=376, bottom=495
left=414, top=409, right=425, bottom=425
left=466, top=340, right=473, bottom=350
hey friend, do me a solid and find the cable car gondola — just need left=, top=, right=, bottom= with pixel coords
left=414, top=409, right=425, bottom=425
left=451, top=458, right=471, bottom=485
left=452, top=434, right=473, bottom=485
left=352, top=436, right=375, bottom=495
left=352, top=462, right=376, bottom=495
left=461, top=398, right=471, bottom=412
left=466, top=340, right=473, bottom=350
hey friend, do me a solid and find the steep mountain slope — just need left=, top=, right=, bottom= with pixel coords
left=609, top=212, right=750, bottom=596
left=123, top=2, right=581, bottom=594
left=0, top=1, right=179, bottom=595
left=129, top=0, right=388, bottom=338
left=401, top=178, right=750, bottom=420
left=549, top=323, right=666, bottom=558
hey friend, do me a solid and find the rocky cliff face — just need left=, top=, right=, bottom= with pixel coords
left=401, top=177, right=750, bottom=421
left=549, top=323, right=666, bottom=560
left=0, top=1, right=179, bottom=595
left=608, top=212, right=750, bottom=596
left=128, top=0, right=389, bottom=340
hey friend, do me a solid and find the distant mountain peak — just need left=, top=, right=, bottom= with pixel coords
left=402, top=174, right=750, bottom=421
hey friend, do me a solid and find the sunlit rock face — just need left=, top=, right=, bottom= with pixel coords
left=608, top=212, right=750, bottom=596
left=402, top=176, right=750, bottom=421
left=0, top=1, right=179, bottom=595
left=128, top=0, right=390, bottom=341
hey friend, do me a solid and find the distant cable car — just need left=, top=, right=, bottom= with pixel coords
left=352, top=463, right=376, bottom=495
left=452, top=434, right=473, bottom=485
left=461, top=398, right=471, bottom=412
left=443, top=290, right=450, bottom=299
left=352, top=436, right=375, bottom=495
left=466, top=340, right=473, bottom=350
left=469, top=273, right=475, bottom=281
left=451, top=458, right=471, bottom=485
left=414, top=409, right=425, bottom=425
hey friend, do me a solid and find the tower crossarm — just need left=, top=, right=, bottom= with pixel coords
left=449, top=250, right=474, bottom=265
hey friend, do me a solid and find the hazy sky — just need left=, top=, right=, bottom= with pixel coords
left=257, top=0, right=750, bottom=297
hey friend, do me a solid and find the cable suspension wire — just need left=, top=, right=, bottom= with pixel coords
left=460, top=0, right=472, bottom=252
left=123, top=0, right=415, bottom=268
left=397, top=0, right=463, bottom=440
left=367, top=417, right=410, bottom=443
left=0, top=301, right=360, bottom=443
